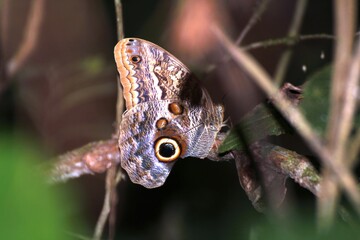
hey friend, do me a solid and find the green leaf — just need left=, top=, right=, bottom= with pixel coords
left=300, top=65, right=360, bottom=136
left=0, top=132, right=83, bottom=240
left=300, top=65, right=332, bottom=136
left=219, top=64, right=360, bottom=153
left=218, top=103, right=289, bottom=153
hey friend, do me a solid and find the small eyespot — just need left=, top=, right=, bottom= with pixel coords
left=131, top=55, right=141, bottom=63
left=129, top=39, right=134, bottom=42
left=168, top=103, right=183, bottom=115
left=156, top=118, right=168, bottom=130
left=154, top=138, right=181, bottom=162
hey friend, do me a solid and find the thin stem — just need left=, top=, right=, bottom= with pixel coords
left=242, top=34, right=334, bottom=51
left=93, top=166, right=117, bottom=240
left=235, top=0, right=271, bottom=45
left=108, top=164, right=118, bottom=240
left=48, top=140, right=120, bottom=184
left=93, top=1, right=125, bottom=239
left=348, top=129, right=360, bottom=167
left=7, top=0, right=45, bottom=77
left=274, top=0, right=308, bottom=85
left=212, top=26, right=360, bottom=215
left=319, top=0, right=357, bottom=229
left=114, top=0, right=124, bottom=44
left=115, top=0, right=124, bottom=127
left=343, top=40, right=360, bottom=169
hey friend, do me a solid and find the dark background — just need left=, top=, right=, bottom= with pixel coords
left=0, top=0, right=353, bottom=239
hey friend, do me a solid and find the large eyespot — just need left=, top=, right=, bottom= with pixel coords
left=131, top=55, right=141, bottom=63
left=154, top=138, right=181, bottom=162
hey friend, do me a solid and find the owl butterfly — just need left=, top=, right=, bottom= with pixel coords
left=114, top=38, right=224, bottom=188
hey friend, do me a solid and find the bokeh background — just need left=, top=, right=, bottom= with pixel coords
left=1, top=0, right=357, bottom=239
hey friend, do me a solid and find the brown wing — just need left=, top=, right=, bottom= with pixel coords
left=114, top=38, right=196, bottom=110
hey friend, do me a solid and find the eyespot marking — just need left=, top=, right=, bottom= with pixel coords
left=168, top=103, right=183, bottom=115
left=156, top=118, right=168, bottom=130
left=131, top=55, right=141, bottom=63
left=154, top=138, right=181, bottom=162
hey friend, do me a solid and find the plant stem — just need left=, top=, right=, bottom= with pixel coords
left=319, top=0, right=358, bottom=229
left=93, top=166, right=117, bottom=240
left=7, top=0, right=45, bottom=77
left=235, top=0, right=271, bottom=45
left=274, top=0, right=308, bottom=85
left=242, top=34, right=334, bottom=51
left=93, top=1, right=125, bottom=239
left=212, top=26, right=360, bottom=216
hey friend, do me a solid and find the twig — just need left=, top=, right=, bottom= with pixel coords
left=66, top=231, right=93, bottom=240
left=234, top=141, right=321, bottom=212
left=108, top=167, right=122, bottom=240
left=212, top=26, right=360, bottom=214
left=114, top=0, right=125, bottom=41
left=7, top=0, right=45, bottom=77
left=235, top=0, right=271, bottom=45
left=242, top=34, right=334, bottom=51
left=348, top=129, right=360, bottom=167
left=340, top=40, right=360, bottom=153
left=319, top=0, right=358, bottom=229
left=93, top=166, right=117, bottom=240
left=257, top=142, right=321, bottom=196
left=204, top=0, right=270, bottom=78
left=48, top=140, right=120, bottom=184
left=93, top=1, right=125, bottom=239
left=274, top=0, right=308, bottom=85
left=115, top=0, right=125, bottom=128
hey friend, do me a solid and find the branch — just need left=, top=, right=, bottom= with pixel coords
left=7, top=0, right=45, bottom=77
left=114, top=0, right=125, bottom=41
left=274, top=0, right=308, bottom=85
left=93, top=166, right=117, bottom=240
left=234, top=141, right=321, bottom=212
left=242, top=34, right=334, bottom=51
left=319, top=0, right=358, bottom=228
left=349, top=129, right=360, bottom=167
left=93, top=1, right=125, bottom=239
left=48, top=140, right=120, bottom=183
left=212, top=26, right=360, bottom=214
left=235, top=0, right=271, bottom=45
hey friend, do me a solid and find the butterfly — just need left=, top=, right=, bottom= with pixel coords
left=114, top=38, right=224, bottom=188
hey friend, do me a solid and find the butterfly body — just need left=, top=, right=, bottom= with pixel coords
left=114, top=38, right=224, bottom=188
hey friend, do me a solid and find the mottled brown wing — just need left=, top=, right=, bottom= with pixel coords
left=114, top=38, right=194, bottom=110
left=114, top=38, right=224, bottom=188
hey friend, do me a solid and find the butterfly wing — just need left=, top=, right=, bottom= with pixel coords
left=114, top=38, right=224, bottom=188
left=114, top=38, right=196, bottom=109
